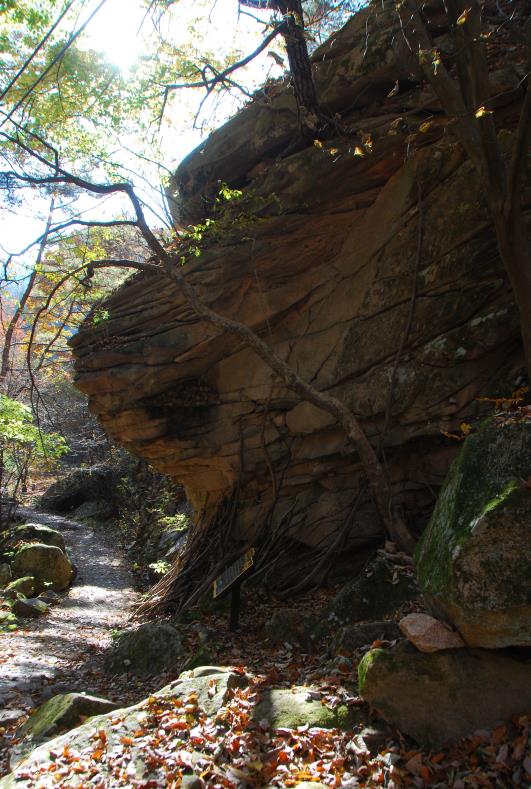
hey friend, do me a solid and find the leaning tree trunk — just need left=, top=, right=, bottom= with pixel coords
left=240, top=0, right=321, bottom=133
left=277, top=0, right=320, bottom=133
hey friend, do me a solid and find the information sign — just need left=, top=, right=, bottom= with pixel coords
left=212, top=548, right=255, bottom=599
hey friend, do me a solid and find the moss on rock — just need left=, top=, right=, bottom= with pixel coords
left=315, top=558, right=418, bottom=637
left=415, top=419, right=531, bottom=647
left=252, top=688, right=366, bottom=731
left=11, top=543, right=73, bottom=594
left=104, top=622, right=184, bottom=676
left=358, top=643, right=531, bottom=748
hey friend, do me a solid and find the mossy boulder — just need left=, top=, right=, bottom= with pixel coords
left=358, top=643, right=531, bottom=748
left=12, top=598, right=48, bottom=618
left=315, top=558, right=418, bottom=637
left=1, top=668, right=246, bottom=787
left=252, top=687, right=366, bottom=731
left=415, top=419, right=531, bottom=647
left=104, top=622, right=184, bottom=676
left=13, top=523, right=65, bottom=552
left=5, top=576, right=35, bottom=598
left=11, top=694, right=119, bottom=767
left=265, top=607, right=314, bottom=650
left=10, top=544, right=74, bottom=594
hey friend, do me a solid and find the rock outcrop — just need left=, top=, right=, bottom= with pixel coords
left=70, top=0, right=527, bottom=580
left=415, top=418, right=531, bottom=648
left=104, top=622, right=184, bottom=676
left=358, top=643, right=531, bottom=748
left=10, top=543, right=74, bottom=594
left=0, top=667, right=247, bottom=788
left=11, top=693, right=119, bottom=768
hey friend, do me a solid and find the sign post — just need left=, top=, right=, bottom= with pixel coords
left=212, top=548, right=255, bottom=631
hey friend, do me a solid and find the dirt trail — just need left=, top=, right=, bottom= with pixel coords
left=0, top=508, right=136, bottom=708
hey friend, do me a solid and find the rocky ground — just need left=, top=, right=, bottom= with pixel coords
left=0, top=411, right=530, bottom=786
left=0, top=508, right=137, bottom=775
left=1, top=549, right=530, bottom=787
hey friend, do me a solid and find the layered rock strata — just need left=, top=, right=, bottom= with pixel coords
left=71, top=1, right=527, bottom=560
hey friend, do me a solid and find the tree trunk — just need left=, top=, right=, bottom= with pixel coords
left=277, top=0, right=320, bottom=133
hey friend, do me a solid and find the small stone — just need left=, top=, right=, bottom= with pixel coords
left=5, top=576, right=35, bottom=598
left=316, top=558, right=418, bottom=638
left=266, top=608, right=313, bottom=650
left=181, top=776, right=204, bottom=789
left=12, top=598, right=49, bottom=618
left=0, top=710, right=25, bottom=727
left=38, top=590, right=61, bottom=605
left=399, top=613, right=465, bottom=652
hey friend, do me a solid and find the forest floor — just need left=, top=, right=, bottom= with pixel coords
left=0, top=508, right=137, bottom=776
left=1, top=511, right=529, bottom=786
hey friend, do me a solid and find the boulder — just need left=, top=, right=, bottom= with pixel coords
left=399, top=613, right=465, bottom=652
left=358, top=643, right=531, bottom=747
left=0, top=563, right=11, bottom=587
left=12, top=598, right=48, bottom=618
left=5, top=576, right=35, bottom=598
left=11, top=544, right=74, bottom=594
left=13, top=523, right=65, bottom=552
left=252, top=687, right=366, bottom=731
left=317, top=559, right=418, bottom=635
left=71, top=500, right=114, bottom=522
left=11, top=693, right=120, bottom=767
left=104, top=622, right=184, bottom=676
left=1, top=667, right=246, bottom=787
left=39, top=464, right=115, bottom=514
left=265, top=608, right=313, bottom=650
left=334, top=621, right=401, bottom=653
left=69, top=0, right=526, bottom=595
left=415, top=419, right=531, bottom=647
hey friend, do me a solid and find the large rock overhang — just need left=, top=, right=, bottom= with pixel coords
left=70, top=0, right=526, bottom=554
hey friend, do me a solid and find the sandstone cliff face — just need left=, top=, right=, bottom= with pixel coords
left=71, top=1, right=526, bottom=570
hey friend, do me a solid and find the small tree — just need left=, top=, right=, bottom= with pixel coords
left=0, top=393, right=68, bottom=519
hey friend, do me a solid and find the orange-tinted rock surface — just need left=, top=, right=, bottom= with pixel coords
left=71, top=1, right=526, bottom=563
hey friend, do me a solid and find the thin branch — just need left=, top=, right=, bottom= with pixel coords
left=0, top=0, right=76, bottom=104
left=0, top=0, right=111, bottom=130
left=161, top=24, right=281, bottom=92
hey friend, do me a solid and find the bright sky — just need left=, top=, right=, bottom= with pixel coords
left=1, top=0, right=282, bottom=273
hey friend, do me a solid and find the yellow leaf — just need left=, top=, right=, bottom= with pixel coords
left=475, top=106, right=493, bottom=118
left=313, top=139, right=323, bottom=148
left=460, top=422, right=472, bottom=435
left=456, top=8, right=470, bottom=25
left=387, top=80, right=400, bottom=97
left=329, top=147, right=339, bottom=155
left=353, top=145, right=365, bottom=157
left=419, top=121, right=432, bottom=133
